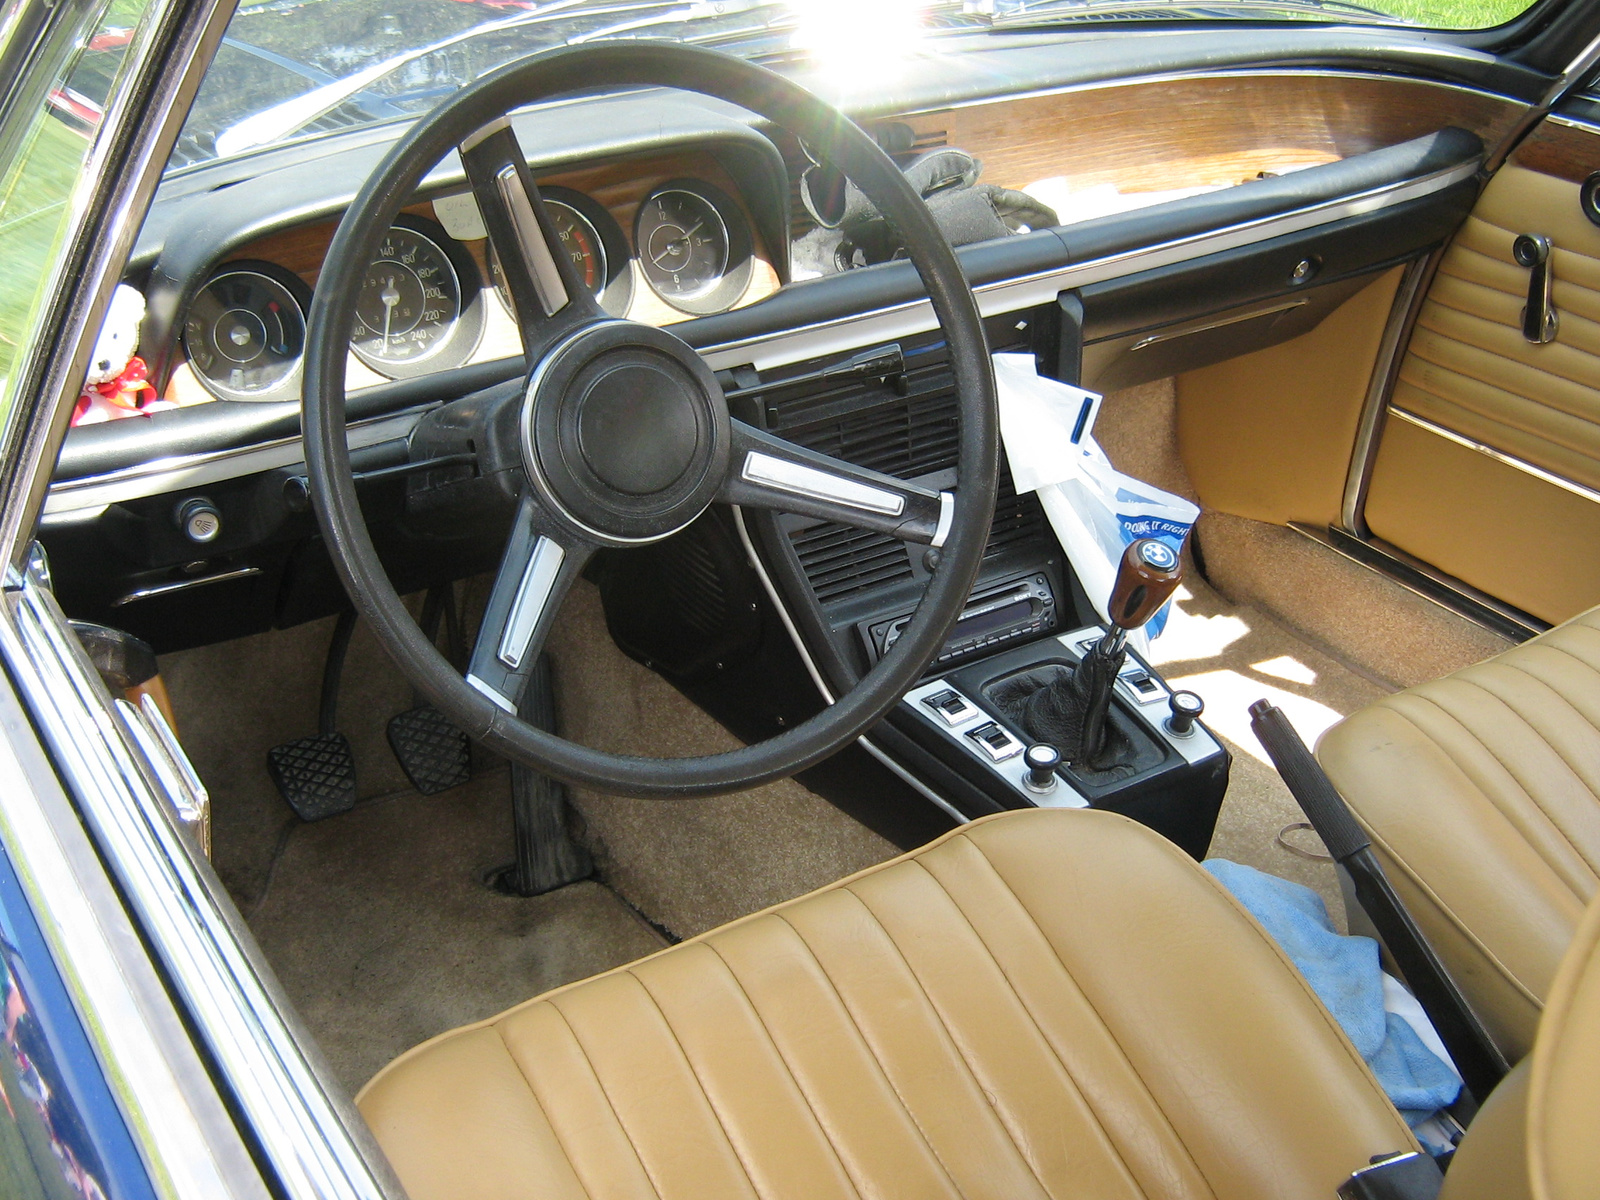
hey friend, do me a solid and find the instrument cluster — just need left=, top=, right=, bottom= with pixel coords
left=180, top=174, right=758, bottom=403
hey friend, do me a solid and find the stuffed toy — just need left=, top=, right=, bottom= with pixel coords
left=72, top=284, right=175, bottom=426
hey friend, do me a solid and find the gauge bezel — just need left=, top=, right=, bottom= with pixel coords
left=349, top=214, right=485, bottom=381
left=633, top=178, right=754, bottom=316
left=489, top=186, right=633, bottom=320
left=181, top=260, right=311, bottom=403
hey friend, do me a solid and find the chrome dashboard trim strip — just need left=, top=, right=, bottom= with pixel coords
left=113, top=565, right=263, bottom=607
left=1547, top=112, right=1600, bottom=138
left=699, top=159, right=1480, bottom=372
left=44, top=154, right=1481, bottom=511
left=0, top=574, right=406, bottom=1200
left=44, top=409, right=428, bottom=516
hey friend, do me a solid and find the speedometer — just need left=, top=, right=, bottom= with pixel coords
left=350, top=216, right=484, bottom=378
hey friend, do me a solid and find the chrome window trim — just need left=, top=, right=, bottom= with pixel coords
left=0, top=609, right=265, bottom=1200
left=1547, top=111, right=1600, bottom=136
left=0, top=573, right=406, bottom=1200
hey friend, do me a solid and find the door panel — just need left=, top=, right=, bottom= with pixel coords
left=1364, top=117, right=1600, bottom=624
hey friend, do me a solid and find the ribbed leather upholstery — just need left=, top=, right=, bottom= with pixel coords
left=1393, top=165, right=1600, bottom=491
left=359, top=808, right=1416, bottom=1200
left=1319, top=605, right=1600, bottom=1060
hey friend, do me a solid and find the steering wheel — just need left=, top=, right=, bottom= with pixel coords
left=303, top=43, right=999, bottom=798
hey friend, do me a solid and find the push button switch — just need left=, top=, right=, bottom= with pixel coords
left=922, top=688, right=978, bottom=726
left=966, top=721, right=1023, bottom=762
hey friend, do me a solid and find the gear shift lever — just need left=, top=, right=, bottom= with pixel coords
left=1076, top=539, right=1183, bottom=767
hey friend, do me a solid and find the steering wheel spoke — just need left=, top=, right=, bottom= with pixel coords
left=465, top=496, right=593, bottom=714
left=459, top=117, right=603, bottom=357
left=720, top=420, right=953, bottom=547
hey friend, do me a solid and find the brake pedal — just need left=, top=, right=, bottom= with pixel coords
left=267, top=609, right=358, bottom=821
left=387, top=585, right=472, bottom=795
left=387, top=704, right=470, bottom=795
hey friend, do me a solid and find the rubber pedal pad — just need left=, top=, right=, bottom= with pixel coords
left=387, top=705, right=471, bottom=796
left=266, top=732, right=357, bottom=822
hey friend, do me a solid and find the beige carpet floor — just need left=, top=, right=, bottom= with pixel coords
left=246, top=769, right=668, bottom=1094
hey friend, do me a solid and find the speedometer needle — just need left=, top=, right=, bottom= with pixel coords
left=381, top=276, right=399, bottom=345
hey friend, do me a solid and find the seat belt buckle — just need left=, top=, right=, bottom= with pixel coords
left=1337, top=1151, right=1442, bottom=1200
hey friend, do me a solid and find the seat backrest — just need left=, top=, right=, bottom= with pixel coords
left=1528, top=884, right=1600, bottom=1200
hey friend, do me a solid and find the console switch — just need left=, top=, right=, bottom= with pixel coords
left=966, top=721, right=1023, bottom=762
left=922, top=688, right=979, bottom=726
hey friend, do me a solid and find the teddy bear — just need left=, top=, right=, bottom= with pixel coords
left=72, top=284, right=176, bottom=426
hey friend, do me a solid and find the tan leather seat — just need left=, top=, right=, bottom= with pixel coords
left=1318, top=605, right=1600, bottom=1061
left=358, top=808, right=1419, bottom=1200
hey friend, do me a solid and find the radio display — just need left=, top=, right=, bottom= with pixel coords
left=950, top=598, right=1034, bottom=643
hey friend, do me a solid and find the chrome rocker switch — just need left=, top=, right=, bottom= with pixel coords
left=922, top=687, right=979, bottom=726
left=965, top=721, right=1023, bottom=763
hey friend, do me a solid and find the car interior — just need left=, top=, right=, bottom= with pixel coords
left=19, top=0, right=1600, bottom=1196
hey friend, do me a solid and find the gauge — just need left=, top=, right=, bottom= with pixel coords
left=182, top=262, right=310, bottom=402
left=351, top=215, right=484, bottom=379
left=489, top=186, right=633, bottom=319
left=634, top=179, right=754, bottom=316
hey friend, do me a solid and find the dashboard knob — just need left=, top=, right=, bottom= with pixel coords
left=176, top=496, right=222, bottom=544
left=1166, top=690, right=1204, bottom=737
left=1023, top=743, right=1060, bottom=793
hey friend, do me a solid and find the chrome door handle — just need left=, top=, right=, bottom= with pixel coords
left=1514, top=233, right=1558, bottom=344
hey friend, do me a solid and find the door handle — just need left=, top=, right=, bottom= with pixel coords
left=1513, top=233, right=1559, bottom=344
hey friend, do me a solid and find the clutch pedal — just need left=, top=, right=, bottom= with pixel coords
left=387, top=585, right=472, bottom=795
left=267, top=610, right=357, bottom=821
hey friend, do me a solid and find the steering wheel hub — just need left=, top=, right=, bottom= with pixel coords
left=522, top=320, right=729, bottom=543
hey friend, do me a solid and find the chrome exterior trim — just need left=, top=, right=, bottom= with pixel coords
left=1547, top=112, right=1600, bottom=137
left=497, top=535, right=565, bottom=668
left=1339, top=254, right=1434, bottom=535
left=1544, top=30, right=1600, bottom=111
left=0, top=574, right=406, bottom=1200
left=741, top=450, right=906, bottom=515
left=0, top=607, right=266, bottom=1200
left=44, top=409, right=427, bottom=517
left=700, top=160, right=1480, bottom=372
left=1390, top=407, right=1600, bottom=507
left=113, top=565, right=263, bottom=607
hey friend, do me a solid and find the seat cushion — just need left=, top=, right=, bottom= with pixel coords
left=1318, top=605, right=1600, bottom=1060
left=357, top=808, right=1414, bottom=1200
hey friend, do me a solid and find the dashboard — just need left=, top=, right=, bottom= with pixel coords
left=39, top=33, right=1524, bottom=657
left=163, top=146, right=783, bottom=406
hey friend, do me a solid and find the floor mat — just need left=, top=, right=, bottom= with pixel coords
left=246, top=769, right=667, bottom=1094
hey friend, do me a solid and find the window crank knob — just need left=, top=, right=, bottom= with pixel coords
left=1023, top=743, right=1060, bottom=792
left=1167, top=690, right=1204, bottom=737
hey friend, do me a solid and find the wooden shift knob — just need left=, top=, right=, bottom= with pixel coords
left=1107, top=538, right=1183, bottom=631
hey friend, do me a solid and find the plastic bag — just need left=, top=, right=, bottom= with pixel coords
left=992, top=353, right=1198, bottom=650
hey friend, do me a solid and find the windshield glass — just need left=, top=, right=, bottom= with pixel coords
left=163, top=0, right=1536, bottom=171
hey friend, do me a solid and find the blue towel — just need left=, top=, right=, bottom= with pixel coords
left=1204, top=860, right=1461, bottom=1126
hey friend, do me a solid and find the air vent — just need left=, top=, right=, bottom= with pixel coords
left=790, top=524, right=914, bottom=603
left=662, top=526, right=728, bottom=640
left=770, top=372, right=960, bottom=478
left=986, top=472, right=1047, bottom=558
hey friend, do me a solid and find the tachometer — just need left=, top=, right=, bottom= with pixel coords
left=351, top=216, right=483, bottom=378
left=182, top=261, right=310, bottom=402
left=634, top=179, right=753, bottom=316
left=489, top=186, right=633, bottom=319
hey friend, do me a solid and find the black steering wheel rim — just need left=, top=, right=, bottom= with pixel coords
left=303, top=42, right=999, bottom=798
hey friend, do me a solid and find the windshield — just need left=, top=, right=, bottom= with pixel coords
left=159, top=0, right=1535, bottom=171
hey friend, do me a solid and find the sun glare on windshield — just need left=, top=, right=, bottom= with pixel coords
left=789, top=0, right=928, bottom=86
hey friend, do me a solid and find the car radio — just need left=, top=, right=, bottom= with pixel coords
left=860, top=573, right=1058, bottom=667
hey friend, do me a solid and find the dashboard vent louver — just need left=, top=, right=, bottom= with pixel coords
left=789, top=524, right=914, bottom=603
left=986, top=471, right=1047, bottom=557
left=767, top=371, right=959, bottom=479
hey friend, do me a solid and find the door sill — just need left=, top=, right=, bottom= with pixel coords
left=1289, top=523, right=1548, bottom=643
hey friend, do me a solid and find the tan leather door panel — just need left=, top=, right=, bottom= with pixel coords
left=1366, top=125, right=1600, bottom=624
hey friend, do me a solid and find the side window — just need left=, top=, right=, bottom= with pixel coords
left=0, top=0, right=146, bottom=422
